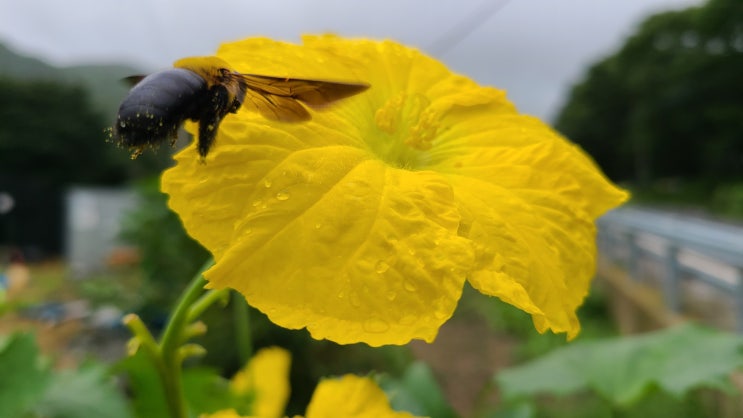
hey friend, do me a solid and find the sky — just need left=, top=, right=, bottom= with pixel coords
left=0, top=0, right=702, bottom=122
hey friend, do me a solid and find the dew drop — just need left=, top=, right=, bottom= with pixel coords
left=434, top=309, right=449, bottom=320
left=385, top=291, right=397, bottom=301
left=433, top=299, right=450, bottom=319
left=252, top=199, right=263, bottom=207
left=263, top=179, right=272, bottom=188
left=403, top=281, right=417, bottom=292
left=363, top=318, right=390, bottom=333
left=375, top=260, right=390, bottom=274
left=314, top=222, right=323, bottom=229
left=119, top=121, right=126, bottom=128
left=275, top=190, right=290, bottom=201
left=337, top=290, right=345, bottom=299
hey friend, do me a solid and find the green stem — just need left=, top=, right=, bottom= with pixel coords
left=187, top=288, right=230, bottom=323
left=126, top=259, right=252, bottom=418
left=232, top=291, right=252, bottom=366
left=157, top=260, right=213, bottom=418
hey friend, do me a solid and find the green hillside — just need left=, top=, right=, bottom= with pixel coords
left=0, top=42, right=143, bottom=119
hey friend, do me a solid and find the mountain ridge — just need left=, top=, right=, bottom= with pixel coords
left=0, top=42, right=144, bottom=119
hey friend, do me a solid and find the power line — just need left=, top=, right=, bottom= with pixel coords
left=427, top=0, right=512, bottom=56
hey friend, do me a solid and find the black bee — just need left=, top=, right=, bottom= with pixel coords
left=110, top=56, right=369, bottom=159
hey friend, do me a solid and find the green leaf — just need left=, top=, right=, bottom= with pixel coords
left=379, top=361, right=458, bottom=418
left=116, top=350, right=243, bottom=417
left=0, top=332, right=51, bottom=417
left=32, top=363, right=132, bottom=418
left=115, top=350, right=169, bottom=418
left=496, top=324, right=743, bottom=406
left=487, top=401, right=535, bottom=418
left=182, top=367, right=242, bottom=415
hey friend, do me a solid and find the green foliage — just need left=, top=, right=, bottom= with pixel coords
left=0, top=332, right=132, bottom=418
left=117, top=350, right=246, bottom=418
left=32, top=364, right=132, bottom=418
left=379, top=362, right=458, bottom=418
left=555, top=0, right=743, bottom=189
left=496, top=324, right=743, bottom=407
left=115, top=350, right=169, bottom=418
left=120, top=178, right=211, bottom=316
left=712, top=182, right=743, bottom=217
left=0, top=333, right=50, bottom=417
left=0, top=78, right=126, bottom=183
left=181, top=367, right=247, bottom=415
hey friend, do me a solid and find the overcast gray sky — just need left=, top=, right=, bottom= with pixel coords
left=0, top=0, right=701, bottom=121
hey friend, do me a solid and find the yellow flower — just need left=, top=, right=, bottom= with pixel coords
left=305, top=375, right=418, bottom=418
left=203, top=375, right=420, bottom=418
left=162, top=35, right=628, bottom=346
left=230, top=347, right=291, bottom=418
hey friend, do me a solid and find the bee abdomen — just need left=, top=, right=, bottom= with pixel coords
left=114, top=68, right=207, bottom=148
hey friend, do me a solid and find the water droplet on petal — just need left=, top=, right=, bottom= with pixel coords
left=314, top=222, right=322, bottom=229
left=363, top=318, right=390, bottom=333
left=434, top=309, right=449, bottom=320
left=386, top=291, right=397, bottom=301
left=276, top=190, right=290, bottom=201
left=263, top=179, right=272, bottom=188
left=375, top=260, right=390, bottom=274
left=403, top=281, right=417, bottom=292
left=252, top=199, right=263, bottom=207
left=433, top=299, right=450, bottom=319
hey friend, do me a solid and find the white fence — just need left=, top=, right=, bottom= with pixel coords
left=598, top=207, right=743, bottom=332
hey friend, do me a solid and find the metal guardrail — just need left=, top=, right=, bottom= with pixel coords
left=597, top=206, right=743, bottom=332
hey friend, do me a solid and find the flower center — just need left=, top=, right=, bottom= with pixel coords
left=372, top=92, right=441, bottom=169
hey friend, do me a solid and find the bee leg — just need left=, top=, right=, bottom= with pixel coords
left=196, top=86, right=232, bottom=159
left=169, top=129, right=179, bottom=148
left=197, top=117, right=221, bottom=159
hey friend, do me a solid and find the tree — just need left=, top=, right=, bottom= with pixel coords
left=0, top=78, right=164, bottom=255
left=555, top=0, right=743, bottom=186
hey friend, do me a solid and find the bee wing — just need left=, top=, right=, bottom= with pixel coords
left=243, top=89, right=312, bottom=122
left=234, top=74, right=369, bottom=121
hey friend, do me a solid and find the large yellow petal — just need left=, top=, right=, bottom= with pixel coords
left=431, top=114, right=628, bottom=338
left=306, top=375, right=419, bottom=418
left=191, top=124, right=472, bottom=345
